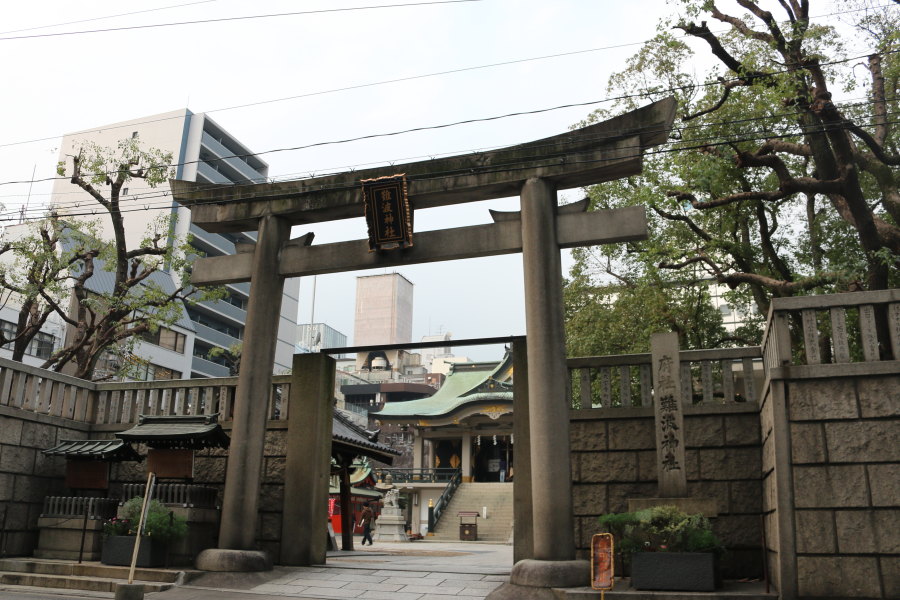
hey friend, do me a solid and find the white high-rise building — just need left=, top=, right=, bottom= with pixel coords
left=46, top=109, right=299, bottom=378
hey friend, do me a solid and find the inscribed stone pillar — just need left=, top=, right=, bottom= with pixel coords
left=282, top=352, right=335, bottom=565
left=520, top=177, right=575, bottom=560
left=650, top=333, right=687, bottom=497
left=218, top=215, right=290, bottom=550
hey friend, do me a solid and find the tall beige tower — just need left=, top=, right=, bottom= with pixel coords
left=353, top=273, right=414, bottom=372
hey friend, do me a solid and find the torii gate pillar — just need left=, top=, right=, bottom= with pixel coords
left=520, top=178, right=575, bottom=559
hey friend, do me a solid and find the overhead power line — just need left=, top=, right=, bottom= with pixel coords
left=0, top=0, right=220, bottom=35
left=0, top=3, right=894, bottom=151
left=0, top=0, right=482, bottom=41
left=4, top=45, right=894, bottom=195
left=8, top=111, right=899, bottom=223
left=21, top=94, right=888, bottom=211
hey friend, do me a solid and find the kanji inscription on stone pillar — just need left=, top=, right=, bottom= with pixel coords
left=651, top=332, right=687, bottom=497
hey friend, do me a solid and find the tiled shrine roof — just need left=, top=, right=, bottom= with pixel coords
left=42, top=438, right=143, bottom=462
left=116, top=413, right=230, bottom=450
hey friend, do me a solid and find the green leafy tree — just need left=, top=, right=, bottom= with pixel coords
left=0, top=218, right=78, bottom=362
left=3, top=137, right=225, bottom=380
left=568, top=0, right=899, bottom=356
left=207, top=342, right=242, bottom=375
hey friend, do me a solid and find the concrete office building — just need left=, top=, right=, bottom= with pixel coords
left=353, top=273, right=414, bottom=373
left=49, top=109, right=299, bottom=378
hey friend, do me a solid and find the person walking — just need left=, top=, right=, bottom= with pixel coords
left=360, top=501, right=375, bottom=546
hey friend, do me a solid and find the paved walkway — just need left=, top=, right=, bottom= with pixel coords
left=150, top=539, right=512, bottom=600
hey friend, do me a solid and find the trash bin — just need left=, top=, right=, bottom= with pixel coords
left=458, top=511, right=478, bottom=541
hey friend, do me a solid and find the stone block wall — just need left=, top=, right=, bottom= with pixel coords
left=570, top=402, right=764, bottom=578
left=0, top=406, right=89, bottom=556
left=786, top=373, right=899, bottom=599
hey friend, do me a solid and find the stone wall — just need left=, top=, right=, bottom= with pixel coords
left=0, top=405, right=90, bottom=556
left=786, top=373, right=899, bottom=599
left=570, top=402, right=763, bottom=578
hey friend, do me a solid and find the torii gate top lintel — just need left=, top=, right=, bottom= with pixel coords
left=171, top=97, right=676, bottom=235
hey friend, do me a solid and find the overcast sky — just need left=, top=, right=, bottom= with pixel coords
left=0, top=0, right=857, bottom=360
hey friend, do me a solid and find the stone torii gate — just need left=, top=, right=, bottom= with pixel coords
left=173, top=97, right=675, bottom=591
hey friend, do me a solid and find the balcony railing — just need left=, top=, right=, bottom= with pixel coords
left=376, top=468, right=459, bottom=484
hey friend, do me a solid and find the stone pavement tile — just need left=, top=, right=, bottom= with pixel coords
left=423, top=572, right=485, bottom=580
left=371, top=570, right=425, bottom=577
left=456, top=588, right=497, bottom=597
left=359, top=590, right=425, bottom=600
left=453, top=579, right=503, bottom=588
left=284, top=571, right=342, bottom=580
left=482, top=575, right=509, bottom=581
left=253, top=583, right=307, bottom=594
left=256, top=578, right=339, bottom=589
left=328, top=572, right=389, bottom=583
left=301, top=586, right=365, bottom=598
left=343, top=581, right=405, bottom=592
left=400, top=584, right=464, bottom=595
left=382, top=576, right=435, bottom=586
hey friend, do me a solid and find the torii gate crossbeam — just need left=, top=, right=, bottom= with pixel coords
left=175, top=97, right=677, bottom=584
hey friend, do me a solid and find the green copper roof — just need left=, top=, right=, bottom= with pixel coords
left=375, top=352, right=513, bottom=419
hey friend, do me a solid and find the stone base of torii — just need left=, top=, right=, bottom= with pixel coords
left=171, top=97, right=677, bottom=594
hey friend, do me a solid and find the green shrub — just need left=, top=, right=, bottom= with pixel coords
left=598, top=505, right=724, bottom=556
left=117, top=497, right=187, bottom=543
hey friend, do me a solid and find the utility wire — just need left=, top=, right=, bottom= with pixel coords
left=0, top=0, right=481, bottom=41
left=9, top=112, right=899, bottom=222
left=24, top=95, right=891, bottom=212
left=0, top=0, right=219, bottom=35
left=0, top=2, right=893, bottom=151
left=5, top=45, right=895, bottom=194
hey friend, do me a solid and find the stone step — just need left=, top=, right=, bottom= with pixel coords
left=554, top=579, right=777, bottom=599
left=0, top=572, right=175, bottom=594
left=0, top=558, right=182, bottom=583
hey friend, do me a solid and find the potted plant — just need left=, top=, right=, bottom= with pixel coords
left=597, top=505, right=725, bottom=592
left=101, top=497, right=187, bottom=567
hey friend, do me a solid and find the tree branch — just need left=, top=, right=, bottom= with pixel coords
left=652, top=203, right=713, bottom=241
left=677, top=19, right=771, bottom=83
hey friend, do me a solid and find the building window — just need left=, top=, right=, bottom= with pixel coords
left=134, top=362, right=182, bottom=381
left=141, top=326, right=186, bottom=353
left=0, top=320, right=56, bottom=359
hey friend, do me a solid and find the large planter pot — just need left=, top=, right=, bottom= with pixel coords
left=101, top=536, right=167, bottom=567
left=631, top=552, right=716, bottom=592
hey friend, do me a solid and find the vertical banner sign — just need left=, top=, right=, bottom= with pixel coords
left=361, top=174, right=413, bottom=251
left=591, top=533, right=614, bottom=592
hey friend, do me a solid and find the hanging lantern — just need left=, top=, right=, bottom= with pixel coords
left=493, top=435, right=497, bottom=446
left=476, top=435, right=481, bottom=446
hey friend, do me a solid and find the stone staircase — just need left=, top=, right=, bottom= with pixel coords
left=0, top=557, right=185, bottom=594
left=430, top=482, right=514, bottom=543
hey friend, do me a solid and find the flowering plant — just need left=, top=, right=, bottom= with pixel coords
left=102, top=517, right=132, bottom=537
left=103, top=497, right=187, bottom=542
